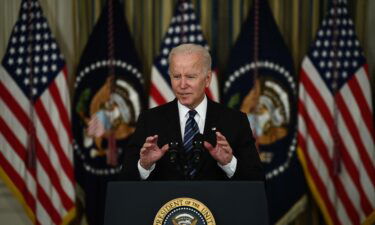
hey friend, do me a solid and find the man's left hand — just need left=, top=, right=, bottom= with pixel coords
left=204, top=131, right=233, bottom=166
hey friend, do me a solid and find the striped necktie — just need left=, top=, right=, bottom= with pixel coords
left=183, top=110, right=199, bottom=152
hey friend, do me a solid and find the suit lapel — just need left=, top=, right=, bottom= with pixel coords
left=165, top=99, right=183, bottom=145
left=194, top=99, right=220, bottom=175
left=203, top=99, right=219, bottom=139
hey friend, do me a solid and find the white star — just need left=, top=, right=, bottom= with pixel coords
left=51, top=64, right=57, bottom=71
left=324, top=40, right=329, bottom=47
left=16, top=68, right=22, bottom=75
left=24, top=78, right=29, bottom=85
left=338, top=51, right=343, bottom=57
left=176, top=15, right=181, bottom=22
left=328, top=61, right=333, bottom=68
left=175, top=26, right=181, bottom=33
left=43, top=43, right=49, bottom=51
left=35, top=45, right=41, bottom=52
left=17, top=58, right=23, bottom=65
left=52, top=53, right=57, bottom=60
left=21, top=25, right=26, bottom=32
left=121, top=62, right=127, bottom=68
left=127, top=64, right=133, bottom=70
left=173, top=37, right=180, bottom=44
left=161, top=58, right=167, bottom=65
left=168, top=27, right=173, bottom=34
left=43, top=55, right=49, bottom=62
left=190, top=13, right=196, bottom=20
left=183, top=14, right=189, bottom=21
left=8, top=58, right=14, bottom=65
left=11, top=37, right=17, bottom=44
left=9, top=48, right=15, bottom=54
left=344, top=61, right=349, bottom=67
left=18, top=47, right=25, bottom=54
left=20, top=36, right=26, bottom=43
left=163, top=48, right=169, bottom=55
left=44, top=33, right=49, bottom=40
left=32, top=88, right=37, bottom=96
left=42, top=65, right=48, bottom=72
left=42, top=76, right=47, bottom=83
left=190, top=24, right=196, bottom=31
left=36, top=33, right=41, bottom=41
left=352, top=61, right=358, bottom=67
left=322, top=50, right=327, bottom=57
left=43, top=22, right=47, bottom=29
left=326, top=30, right=331, bottom=36
left=197, top=35, right=203, bottom=41
left=25, top=68, right=30, bottom=74
left=165, top=37, right=171, bottom=45
left=312, top=50, right=318, bottom=58
left=189, top=35, right=195, bottom=42
left=34, top=66, right=39, bottom=73
left=35, top=56, right=40, bottom=63
left=347, top=40, right=352, bottom=47
left=33, top=77, right=38, bottom=84
left=326, top=71, right=331, bottom=78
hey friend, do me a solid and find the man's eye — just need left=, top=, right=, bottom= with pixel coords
left=187, top=75, right=196, bottom=79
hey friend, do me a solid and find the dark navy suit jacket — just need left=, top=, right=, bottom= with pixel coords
left=122, top=98, right=264, bottom=181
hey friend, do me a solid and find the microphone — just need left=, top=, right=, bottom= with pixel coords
left=168, top=141, right=180, bottom=164
left=191, top=133, right=204, bottom=164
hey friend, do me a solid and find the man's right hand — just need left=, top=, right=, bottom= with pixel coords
left=139, top=135, right=168, bottom=170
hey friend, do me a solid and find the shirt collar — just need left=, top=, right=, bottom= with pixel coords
left=177, top=95, right=207, bottom=120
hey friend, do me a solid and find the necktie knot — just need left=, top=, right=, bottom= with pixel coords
left=188, top=110, right=197, bottom=118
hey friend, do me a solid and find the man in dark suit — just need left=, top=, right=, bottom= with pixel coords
left=123, top=44, right=263, bottom=181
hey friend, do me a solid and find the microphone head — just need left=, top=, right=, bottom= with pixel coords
left=168, top=141, right=180, bottom=164
left=192, top=133, right=204, bottom=146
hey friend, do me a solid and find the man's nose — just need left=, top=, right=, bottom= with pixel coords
left=180, top=77, right=187, bottom=88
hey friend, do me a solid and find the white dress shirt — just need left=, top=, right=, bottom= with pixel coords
left=138, top=96, right=237, bottom=179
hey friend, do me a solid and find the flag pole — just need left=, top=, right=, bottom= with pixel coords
left=107, top=0, right=118, bottom=166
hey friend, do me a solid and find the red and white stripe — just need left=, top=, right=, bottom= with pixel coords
left=149, top=66, right=219, bottom=108
left=0, top=66, right=75, bottom=225
left=298, top=58, right=375, bottom=225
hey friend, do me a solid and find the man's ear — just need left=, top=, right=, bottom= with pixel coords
left=205, top=70, right=212, bottom=88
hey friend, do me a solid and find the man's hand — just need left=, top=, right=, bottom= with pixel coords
left=139, top=135, right=168, bottom=170
left=204, top=132, right=233, bottom=166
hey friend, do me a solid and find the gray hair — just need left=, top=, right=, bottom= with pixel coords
left=168, top=43, right=212, bottom=74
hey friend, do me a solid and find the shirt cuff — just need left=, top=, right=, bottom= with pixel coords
left=137, top=160, right=155, bottom=180
left=218, top=156, right=237, bottom=178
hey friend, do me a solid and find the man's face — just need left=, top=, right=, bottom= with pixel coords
left=169, top=52, right=211, bottom=109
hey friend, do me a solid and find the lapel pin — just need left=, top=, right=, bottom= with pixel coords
left=211, top=127, right=216, bottom=131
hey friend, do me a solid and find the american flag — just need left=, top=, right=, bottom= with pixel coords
left=149, top=0, right=219, bottom=108
left=0, top=0, right=75, bottom=224
left=297, top=1, right=375, bottom=224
